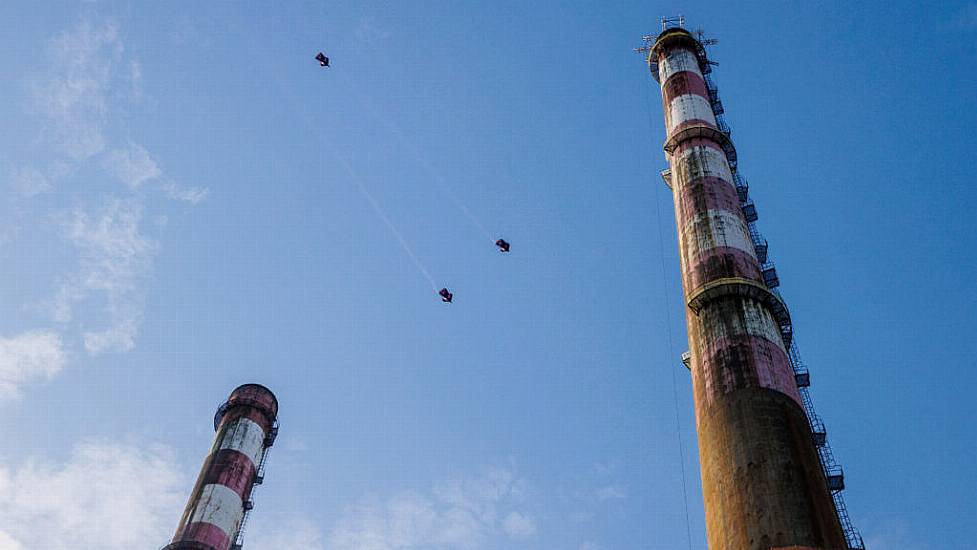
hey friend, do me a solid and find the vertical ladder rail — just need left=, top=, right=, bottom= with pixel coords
left=699, top=41, right=864, bottom=550
left=230, top=420, right=278, bottom=550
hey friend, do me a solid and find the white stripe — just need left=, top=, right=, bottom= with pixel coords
left=698, top=299, right=787, bottom=354
left=673, top=146, right=733, bottom=186
left=190, top=483, right=243, bottom=536
left=658, top=48, right=701, bottom=81
left=216, top=417, right=265, bottom=466
left=680, top=209, right=757, bottom=263
left=667, top=94, right=716, bottom=133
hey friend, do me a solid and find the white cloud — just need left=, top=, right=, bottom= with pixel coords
left=12, top=15, right=208, bottom=388
left=0, top=226, right=20, bottom=251
left=47, top=283, right=84, bottom=324
left=280, top=436, right=309, bottom=452
left=354, top=17, right=391, bottom=50
left=8, top=166, right=52, bottom=198
left=249, top=518, right=326, bottom=550
left=328, top=467, right=536, bottom=549
left=169, top=16, right=213, bottom=49
left=67, top=198, right=153, bottom=292
left=0, top=439, right=185, bottom=549
left=29, top=18, right=206, bottom=204
left=0, top=436, right=325, bottom=550
left=0, top=330, right=65, bottom=400
left=102, top=143, right=209, bottom=203
left=501, top=511, right=537, bottom=539
left=57, top=197, right=155, bottom=354
left=0, top=530, right=24, bottom=550
left=863, top=519, right=928, bottom=550
left=101, top=144, right=161, bottom=189
left=29, top=19, right=121, bottom=160
left=593, top=485, right=627, bottom=502
left=592, top=462, right=617, bottom=476
left=162, top=181, right=209, bottom=204
left=567, top=476, right=629, bottom=524
left=83, top=317, right=141, bottom=355
left=128, top=59, right=144, bottom=102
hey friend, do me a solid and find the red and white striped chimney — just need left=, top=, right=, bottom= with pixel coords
left=164, top=384, right=279, bottom=550
left=647, top=25, right=847, bottom=549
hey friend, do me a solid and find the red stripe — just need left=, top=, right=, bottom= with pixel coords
left=176, top=521, right=231, bottom=550
left=670, top=118, right=718, bottom=135
left=218, top=385, right=278, bottom=432
left=202, top=449, right=258, bottom=500
left=676, top=175, right=740, bottom=213
left=662, top=71, right=709, bottom=104
left=682, top=246, right=763, bottom=291
left=228, top=385, right=278, bottom=417
left=692, top=332, right=801, bottom=408
left=164, top=543, right=220, bottom=550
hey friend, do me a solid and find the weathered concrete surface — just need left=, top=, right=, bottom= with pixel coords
left=166, top=384, right=278, bottom=550
left=697, top=387, right=847, bottom=550
left=650, top=25, right=849, bottom=550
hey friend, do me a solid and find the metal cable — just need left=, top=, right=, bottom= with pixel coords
left=641, top=75, right=695, bottom=550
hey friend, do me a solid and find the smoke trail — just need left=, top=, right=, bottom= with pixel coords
left=261, top=61, right=441, bottom=293
left=326, top=140, right=439, bottom=291
left=341, top=82, right=498, bottom=244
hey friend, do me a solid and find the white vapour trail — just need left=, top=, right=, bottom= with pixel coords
left=289, top=13, right=496, bottom=244
left=325, top=139, right=439, bottom=292
left=261, top=56, right=441, bottom=293
left=292, top=105, right=440, bottom=292
left=341, top=80, right=497, bottom=244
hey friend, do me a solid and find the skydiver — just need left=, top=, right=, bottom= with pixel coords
left=439, top=288, right=453, bottom=303
left=315, top=52, right=330, bottom=67
left=495, top=238, right=510, bottom=253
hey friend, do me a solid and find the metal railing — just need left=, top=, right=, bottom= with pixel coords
left=697, top=36, right=865, bottom=549
left=230, top=419, right=278, bottom=550
left=790, top=343, right=864, bottom=549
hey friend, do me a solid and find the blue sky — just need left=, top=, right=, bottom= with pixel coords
left=0, top=1, right=974, bottom=549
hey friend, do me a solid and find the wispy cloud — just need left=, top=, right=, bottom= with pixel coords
left=168, top=15, right=213, bottom=49
left=7, top=166, right=52, bottom=198
left=249, top=518, right=326, bottom=550
left=19, top=15, right=207, bottom=365
left=0, top=330, right=65, bottom=401
left=0, top=439, right=185, bottom=549
left=61, top=197, right=155, bottom=354
left=280, top=435, right=309, bottom=452
left=101, top=144, right=208, bottom=203
left=101, top=143, right=161, bottom=189
left=565, top=472, right=629, bottom=524
left=328, top=466, right=537, bottom=549
left=501, top=511, right=537, bottom=539
left=863, top=519, right=929, bottom=550
left=354, top=17, right=391, bottom=51
left=593, top=485, right=627, bottom=502
left=162, top=181, right=209, bottom=204
left=28, top=19, right=121, bottom=161
left=0, top=226, right=20, bottom=252
left=0, top=530, right=23, bottom=550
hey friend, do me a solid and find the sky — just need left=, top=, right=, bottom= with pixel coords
left=0, top=1, right=974, bottom=549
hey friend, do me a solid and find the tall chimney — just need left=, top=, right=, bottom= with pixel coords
left=164, top=384, right=279, bottom=550
left=645, top=23, right=851, bottom=550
